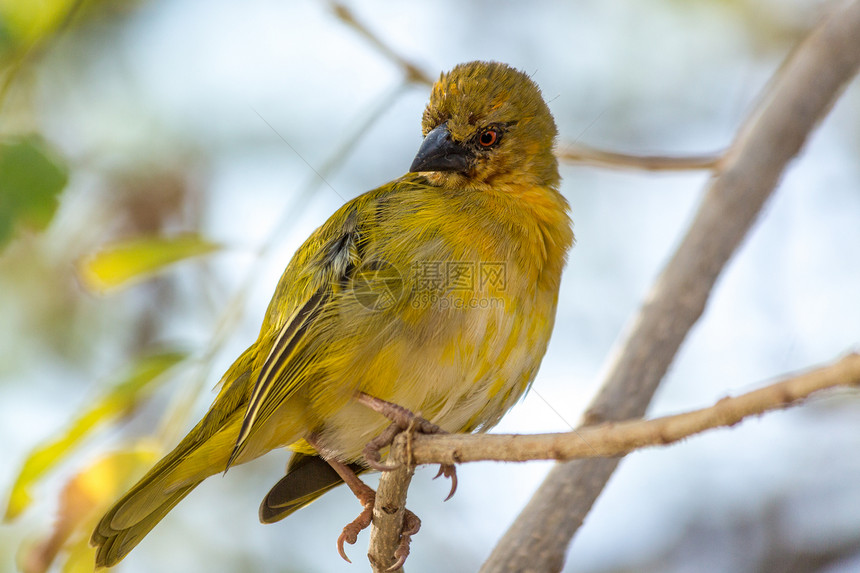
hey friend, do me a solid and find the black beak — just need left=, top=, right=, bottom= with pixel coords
left=409, top=123, right=472, bottom=173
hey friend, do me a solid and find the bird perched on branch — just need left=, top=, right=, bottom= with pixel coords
left=92, top=60, right=573, bottom=568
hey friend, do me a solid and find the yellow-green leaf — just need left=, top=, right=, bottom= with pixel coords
left=15, top=444, right=161, bottom=573
left=4, top=351, right=186, bottom=521
left=0, top=136, right=68, bottom=248
left=77, top=234, right=221, bottom=293
left=0, top=0, right=74, bottom=44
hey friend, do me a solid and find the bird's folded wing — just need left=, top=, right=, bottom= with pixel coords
left=226, top=288, right=329, bottom=467
left=224, top=190, right=384, bottom=468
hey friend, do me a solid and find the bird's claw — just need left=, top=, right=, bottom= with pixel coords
left=365, top=456, right=400, bottom=472
left=387, top=510, right=421, bottom=572
left=363, top=423, right=402, bottom=472
left=336, top=494, right=375, bottom=563
left=358, top=395, right=461, bottom=502
left=335, top=493, right=422, bottom=571
left=432, top=463, right=458, bottom=501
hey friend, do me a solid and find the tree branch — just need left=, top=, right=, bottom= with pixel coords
left=365, top=352, right=859, bottom=568
left=328, top=1, right=434, bottom=86
left=482, top=2, right=860, bottom=571
left=556, top=144, right=722, bottom=171
left=367, top=462, right=415, bottom=573
left=402, top=353, right=860, bottom=465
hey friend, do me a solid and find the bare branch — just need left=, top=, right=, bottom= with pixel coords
left=365, top=351, right=860, bottom=571
left=367, top=459, right=415, bottom=573
left=556, top=143, right=722, bottom=171
left=328, top=1, right=434, bottom=86
left=403, top=353, right=860, bottom=465
left=482, top=2, right=860, bottom=571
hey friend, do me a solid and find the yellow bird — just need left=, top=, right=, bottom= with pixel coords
left=92, top=60, right=573, bottom=568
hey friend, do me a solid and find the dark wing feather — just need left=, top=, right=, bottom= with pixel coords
left=259, top=453, right=366, bottom=523
left=226, top=288, right=329, bottom=469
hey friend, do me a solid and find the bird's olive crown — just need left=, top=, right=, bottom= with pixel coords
left=421, top=61, right=559, bottom=188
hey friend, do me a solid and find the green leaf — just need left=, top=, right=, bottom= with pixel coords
left=3, top=351, right=186, bottom=521
left=0, top=0, right=74, bottom=43
left=0, top=136, right=69, bottom=248
left=77, top=234, right=221, bottom=293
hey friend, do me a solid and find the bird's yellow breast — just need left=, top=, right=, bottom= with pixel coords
left=289, top=176, right=571, bottom=462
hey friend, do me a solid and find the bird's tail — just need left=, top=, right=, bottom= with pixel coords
left=90, top=411, right=243, bottom=568
left=91, top=479, right=199, bottom=568
left=92, top=349, right=257, bottom=567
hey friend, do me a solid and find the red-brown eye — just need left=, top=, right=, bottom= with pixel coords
left=478, top=128, right=499, bottom=147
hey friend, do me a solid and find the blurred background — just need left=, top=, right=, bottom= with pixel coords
left=2, top=0, right=859, bottom=572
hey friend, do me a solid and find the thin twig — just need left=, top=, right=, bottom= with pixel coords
left=483, top=2, right=860, bottom=571
left=402, top=353, right=860, bottom=465
left=556, top=143, right=722, bottom=171
left=328, top=1, right=434, bottom=86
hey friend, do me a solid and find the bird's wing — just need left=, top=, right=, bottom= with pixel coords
left=259, top=452, right=366, bottom=523
left=225, top=183, right=399, bottom=468
left=226, top=287, right=329, bottom=467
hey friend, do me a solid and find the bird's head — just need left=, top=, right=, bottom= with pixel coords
left=410, top=61, right=559, bottom=192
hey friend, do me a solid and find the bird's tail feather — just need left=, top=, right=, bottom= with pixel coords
left=91, top=413, right=241, bottom=567
left=91, top=349, right=258, bottom=568
left=92, top=482, right=198, bottom=568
